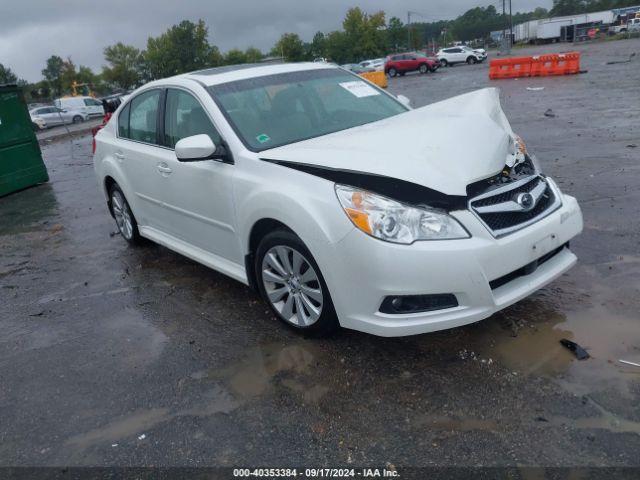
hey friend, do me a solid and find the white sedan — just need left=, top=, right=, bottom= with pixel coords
left=29, top=106, right=89, bottom=128
left=93, top=62, right=583, bottom=337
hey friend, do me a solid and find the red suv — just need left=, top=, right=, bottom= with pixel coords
left=384, top=53, right=439, bottom=77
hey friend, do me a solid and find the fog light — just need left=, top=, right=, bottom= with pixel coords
left=379, top=294, right=458, bottom=314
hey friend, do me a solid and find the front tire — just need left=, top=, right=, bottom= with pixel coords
left=419, top=63, right=428, bottom=74
left=440, top=59, right=448, bottom=67
left=109, top=184, right=142, bottom=245
left=467, top=56, right=477, bottom=64
left=72, top=115, right=83, bottom=124
left=256, top=230, right=338, bottom=336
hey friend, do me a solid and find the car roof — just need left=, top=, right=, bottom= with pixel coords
left=177, top=62, right=340, bottom=87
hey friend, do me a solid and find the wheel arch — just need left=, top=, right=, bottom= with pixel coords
left=244, top=218, right=295, bottom=290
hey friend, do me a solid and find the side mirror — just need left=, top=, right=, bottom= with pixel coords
left=397, top=95, right=411, bottom=109
left=175, top=134, right=217, bottom=162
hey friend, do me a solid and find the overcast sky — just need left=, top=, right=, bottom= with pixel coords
left=1, top=0, right=550, bottom=82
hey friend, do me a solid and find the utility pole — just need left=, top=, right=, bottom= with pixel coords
left=502, top=0, right=506, bottom=43
left=407, top=11, right=411, bottom=50
left=509, top=0, right=513, bottom=47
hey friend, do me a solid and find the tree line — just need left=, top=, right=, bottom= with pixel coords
left=1, top=0, right=637, bottom=100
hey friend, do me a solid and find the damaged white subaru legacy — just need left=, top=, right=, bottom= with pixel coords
left=93, top=62, right=583, bottom=337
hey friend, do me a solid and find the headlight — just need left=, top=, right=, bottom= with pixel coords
left=335, top=184, right=469, bottom=244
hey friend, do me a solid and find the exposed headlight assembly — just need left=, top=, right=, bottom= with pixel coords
left=335, top=184, right=469, bottom=244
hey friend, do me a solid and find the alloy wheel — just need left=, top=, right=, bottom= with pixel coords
left=111, top=190, right=134, bottom=240
left=261, top=245, right=323, bottom=327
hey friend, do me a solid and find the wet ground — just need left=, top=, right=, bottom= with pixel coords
left=1, top=39, right=639, bottom=470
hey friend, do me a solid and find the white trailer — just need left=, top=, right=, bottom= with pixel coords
left=514, top=20, right=540, bottom=43
left=538, top=17, right=574, bottom=40
left=513, top=9, right=619, bottom=43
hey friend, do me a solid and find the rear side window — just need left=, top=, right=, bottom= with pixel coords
left=118, top=102, right=131, bottom=138
left=128, top=90, right=160, bottom=144
left=164, top=89, right=221, bottom=148
left=84, top=98, right=102, bottom=106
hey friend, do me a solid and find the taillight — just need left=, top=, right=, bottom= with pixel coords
left=91, top=124, right=104, bottom=155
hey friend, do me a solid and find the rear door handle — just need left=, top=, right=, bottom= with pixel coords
left=114, top=152, right=125, bottom=161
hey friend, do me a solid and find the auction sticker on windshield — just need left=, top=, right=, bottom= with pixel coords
left=339, top=81, right=380, bottom=98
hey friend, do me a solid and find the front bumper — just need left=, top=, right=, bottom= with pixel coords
left=321, top=191, right=583, bottom=337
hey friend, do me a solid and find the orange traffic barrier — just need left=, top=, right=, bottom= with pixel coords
left=359, top=70, right=388, bottom=88
left=489, top=52, right=581, bottom=79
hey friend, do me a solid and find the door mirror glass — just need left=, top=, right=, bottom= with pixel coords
left=175, top=134, right=216, bottom=162
left=396, top=94, right=411, bottom=108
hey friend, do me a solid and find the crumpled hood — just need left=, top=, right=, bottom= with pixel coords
left=261, top=88, right=517, bottom=196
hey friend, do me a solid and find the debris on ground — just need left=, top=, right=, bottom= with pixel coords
left=137, top=434, right=146, bottom=440
left=109, top=231, right=120, bottom=237
left=559, top=339, right=590, bottom=360
left=606, top=52, right=636, bottom=65
left=626, top=144, right=637, bottom=148
left=544, top=108, right=556, bottom=118
left=526, top=87, right=545, bottom=91
left=619, top=359, right=640, bottom=368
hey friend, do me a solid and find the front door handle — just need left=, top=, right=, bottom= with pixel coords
left=157, top=163, right=172, bottom=176
left=114, top=152, right=125, bottom=161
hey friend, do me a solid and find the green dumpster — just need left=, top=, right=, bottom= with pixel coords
left=0, top=84, right=48, bottom=197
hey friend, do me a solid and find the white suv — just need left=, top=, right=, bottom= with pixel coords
left=437, top=46, right=487, bottom=66
left=93, top=63, right=583, bottom=337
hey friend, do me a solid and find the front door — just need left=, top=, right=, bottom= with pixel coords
left=153, top=88, right=240, bottom=264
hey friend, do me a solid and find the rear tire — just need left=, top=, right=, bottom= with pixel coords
left=255, top=230, right=338, bottom=336
left=108, top=184, right=142, bottom=245
left=72, top=115, right=83, bottom=124
left=388, top=67, right=397, bottom=77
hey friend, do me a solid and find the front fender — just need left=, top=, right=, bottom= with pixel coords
left=235, top=160, right=354, bottom=257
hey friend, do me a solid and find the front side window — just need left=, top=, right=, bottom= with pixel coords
left=209, top=69, right=407, bottom=152
left=128, top=90, right=160, bottom=144
left=164, top=89, right=221, bottom=148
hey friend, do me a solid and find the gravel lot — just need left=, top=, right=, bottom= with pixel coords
left=1, top=39, right=639, bottom=472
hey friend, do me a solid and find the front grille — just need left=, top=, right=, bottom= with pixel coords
left=469, top=175, right=561, bottom=237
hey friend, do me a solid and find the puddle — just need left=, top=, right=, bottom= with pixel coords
left=66, top=386, right=238, bottom=452
left=203, top=341, right=331, bottom=404
left=473, top=262, right=640, bottom=399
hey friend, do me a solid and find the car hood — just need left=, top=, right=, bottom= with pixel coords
left=261, top=88, right=517, bottom=196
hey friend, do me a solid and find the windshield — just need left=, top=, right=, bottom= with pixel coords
left=208, top=68, right=408, bottom=152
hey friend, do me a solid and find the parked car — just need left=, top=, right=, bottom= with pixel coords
left=54, top=96, right=105, bottom=118
left=629, top=18, right=640, bottom=32
left=359, top=58, right=385, bottom=71
left=94, top=62, right=583, bottom=337
left=437, top=46, right=487, bottom=66
left=384, top=53, right=439, bottom=76
left=29, top=106, right=89, bottom=128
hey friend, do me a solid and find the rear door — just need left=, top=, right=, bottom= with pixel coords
left=152, top=87, right=241, bottom=263
left=40, top=107, right=63, bottom=126
left=115, top=89, right=171, bottom=232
